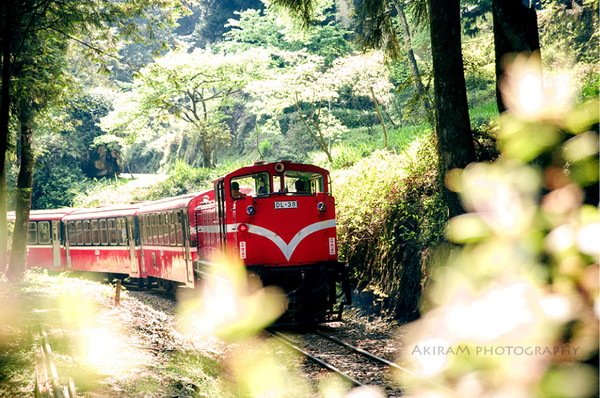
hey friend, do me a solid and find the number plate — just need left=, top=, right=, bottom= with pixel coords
left=274, top=200, right=298, bottom=209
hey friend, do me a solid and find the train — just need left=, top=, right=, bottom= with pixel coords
left=8, top=161, right=352, bottom=324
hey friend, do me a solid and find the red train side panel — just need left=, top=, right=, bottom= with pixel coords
left=136, top=191, right=213, bottom=288
left=62, top=204, right=142, bottom=276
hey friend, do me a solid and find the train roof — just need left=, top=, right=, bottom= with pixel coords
left=62, top=203, right=144, bottom=220
left=8, top=208, right=77, bottom=221
left=217, top=161, right=330, bottom=182
left=136, top=189, right=214, bottom=214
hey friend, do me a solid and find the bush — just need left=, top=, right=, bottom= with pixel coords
left=333, top=133, right=447, bottom=321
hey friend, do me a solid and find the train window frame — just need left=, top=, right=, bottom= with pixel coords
left=146, top=215, right=152, bottom=244
left=139, top=216, right=146, bottom=244
left=140, top=215, right=146, bottom=244
left=27, top=222, right=38, bottom=244
left=117, top=218, right=127, bottom=246
left=146, top=215, right=152, bottom=245
left=152, top=214, right=158, bottom=245
left=272, top=174, right=283, bottom=193
left=91, top=220, right=100, bottom=245
left=75, top=221, right=84, bottom=246
left=67, top=221, right=76, bottom=245
left=82, top=220, right=91, bottom=245
left=230, top=172, right=271, bottom=199
left=38, top=221, right=51, bottom=245
left=162, top=213, right=170, bottom=246
left=176, top=211, right=183, bottom=246
left=149, top=215, right=154, bottom=245
left=108, top=218, right=118, bottom=245
left=169, top=212, right=176, bottom=246
left=283, top=171, right=324, bottom=195
left=99, top=219, right=108, bottom=245
left=156, top=214, right=163, bottom=246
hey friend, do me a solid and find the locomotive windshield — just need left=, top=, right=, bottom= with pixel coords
left=229, top=169, right=326, bottom=199
left=284, top=171, right=324, bottom=195
left=231, top=172, right=270, bottom=199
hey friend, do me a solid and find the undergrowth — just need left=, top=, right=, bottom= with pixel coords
left=333, top=133, right=447, bottom=322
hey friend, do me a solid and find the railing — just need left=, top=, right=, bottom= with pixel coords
left=33, top=325, right=77, bottom=398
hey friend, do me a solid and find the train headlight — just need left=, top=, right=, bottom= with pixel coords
left=238, top=223, right=249, bottom=233
left=246, top=205, right=256, bottom=215
left=317, top=202, right=326, bottom=212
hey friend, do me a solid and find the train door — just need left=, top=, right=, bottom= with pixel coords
left=182, top=208, right=194, bottom=284
left=51, top=221, right=61, bottom=267
left=127, top=216, right=138, bottom=274
left=138, top=215, right=146, bottom=275
left=216, top=179, right=227, bottom=250
left=64, top=222, right=72, bottom=270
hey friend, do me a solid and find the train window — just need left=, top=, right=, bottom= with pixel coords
left=140, top=216, right=149, bottom=245
left=157, top=214, right=163, bottom=245
left=169, top=212, right=176, bottom=246
left=138, top=216, right=145, bottom=244
left=38, top=221, right=51, bottom=244
left=117, top=218, right=127, bottom=245
left=67, top=221, right=76, bottom=245
left=75, top=221, right=83, bottom=245
left=155, top=214, right=162, bottom=245
left=91, top=220, right=100, bottom=245
left=99, top=219, right=108, bottom=245
left=145, top=216, right=151, bottom=244
left=27, top=222, right=38, bottom=244
left=163, top=214, right=169, bottom=245
left=176, top=212, right=183, bottom=246
left=230, top=172, right=270, bottom=199
left=151, top=214, right=158, bottom=245
left=148, top=215, right=154, bottom=244
left=139, top=216, right=145, bottom=244
left=108, top=219, right=117, bottom=245
left=284, top=171, right=324, bottom=195
left=272, top=175, right=282, bottom=193
left=162, top=213, right=170, bottom=246
left=146, top=216, right=151, bottom=244
left=82, top=220, right=91, bottom=245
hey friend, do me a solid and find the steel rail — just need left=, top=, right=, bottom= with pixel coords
left=266, top=330, right=364, bottom=388
left=316, top=329, right=401, bottom=369
left=315, top=328, right=450, bottom=392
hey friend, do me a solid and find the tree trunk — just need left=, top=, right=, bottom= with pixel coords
left=492, top=0, right=541, bottom=113
left=201, top=134, right=212, bottom=168
left=0, top=0, right=14, bottom=272
left=7, top=113, right=34, bottom=281
left=393, top=0, right=434, bottom=126
left=370, top=87, right=388, bottom=150
left=428, top=0, right=476, bottom=218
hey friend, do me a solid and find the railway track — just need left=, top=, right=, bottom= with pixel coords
left=266, top=327, right=405, bottom=396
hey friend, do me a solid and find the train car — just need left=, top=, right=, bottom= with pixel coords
left=61, top=203, right=142, bottom=278
left=195, top=160, right=351, bottom=323
left=136, top=190, right=214, bottom=289
left=8, top=208, right=76, bottom=270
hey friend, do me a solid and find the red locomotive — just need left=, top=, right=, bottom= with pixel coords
left=9, top=161, right=351, bottom=323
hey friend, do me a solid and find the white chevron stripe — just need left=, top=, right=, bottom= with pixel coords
left=246, top=220, right=336, bottom=261
left=195, top=220, right=337, bottom=260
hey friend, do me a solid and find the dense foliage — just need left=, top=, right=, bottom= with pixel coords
left=401, top=58, right=599, bottom=398
left=334, top=135, right=446, bottom=321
